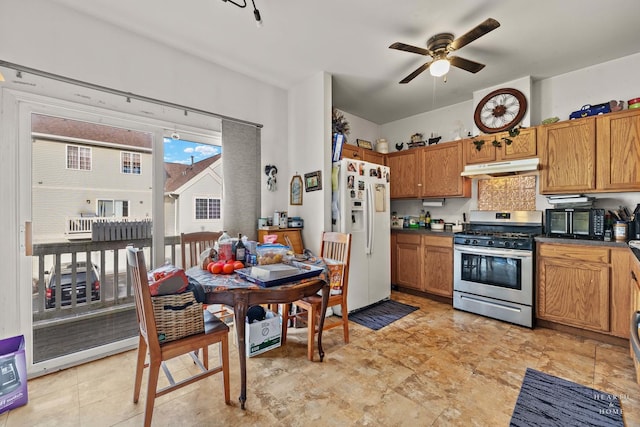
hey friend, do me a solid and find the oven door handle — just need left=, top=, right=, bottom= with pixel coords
left=454, top=245, right=532, bottom=259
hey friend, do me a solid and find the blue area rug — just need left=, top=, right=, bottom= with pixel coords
left=510, top=368, right=624, bottom=427
left=348, top=299, right=418, bottom=331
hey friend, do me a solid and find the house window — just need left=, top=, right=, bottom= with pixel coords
left=97, top=199, right=129, bottom=217
left=195, top=198, right=221, bottom=220
left=66, top=145, right=92, bottom=170
left=121, top=152, right=141, bottom=174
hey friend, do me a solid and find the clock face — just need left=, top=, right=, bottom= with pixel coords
left=474, top=88, right=527, bottom=133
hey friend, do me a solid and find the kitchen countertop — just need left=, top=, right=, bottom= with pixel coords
left=391, top=228, right=456, bottom=236
left=534, top=236, right=629, bottom=248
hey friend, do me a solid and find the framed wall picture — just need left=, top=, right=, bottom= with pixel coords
left=356, top=139, right=373, bottom=150
left=304, top=171, right=322, bottom=192
left=290, top=175, right=303, bottom=205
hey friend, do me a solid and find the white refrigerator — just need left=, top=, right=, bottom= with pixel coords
left=332, top=158, right=390, bottom=314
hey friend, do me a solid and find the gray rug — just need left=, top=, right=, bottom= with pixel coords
left=348, top=299, right=418, bottom=330
left=510, top=368, right=623, bottom=427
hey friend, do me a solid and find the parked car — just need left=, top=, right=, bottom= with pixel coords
left=45, top=261, right=101, bottom=308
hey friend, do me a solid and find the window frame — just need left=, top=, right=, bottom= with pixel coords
left=121, top=151, right=141, bottom=175
left=194, top=196, right=221, bottom=220
left=66, top=144, right=92, bottom=171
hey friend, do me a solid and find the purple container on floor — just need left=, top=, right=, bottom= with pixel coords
left=0, top=335, right=28, bottom=414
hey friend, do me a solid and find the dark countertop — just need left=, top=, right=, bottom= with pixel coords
left=391, top=228, right=455, bottom=237
left=535, top=236, right=629, bottom=248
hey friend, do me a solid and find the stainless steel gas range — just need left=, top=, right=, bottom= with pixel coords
left=453, top=210, right=543, bottom=328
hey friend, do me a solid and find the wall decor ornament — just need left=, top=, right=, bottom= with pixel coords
left=304, top=171, right=322, bottom=192
left=265, top=164, right=278, bottom=191
left=290, top=174, right=303, bottom=205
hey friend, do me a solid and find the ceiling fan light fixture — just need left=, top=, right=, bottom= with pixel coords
left=430, top=58, right=450, bottom=77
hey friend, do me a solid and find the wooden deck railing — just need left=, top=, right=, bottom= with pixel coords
left=32, top=236, right=181, bottom=323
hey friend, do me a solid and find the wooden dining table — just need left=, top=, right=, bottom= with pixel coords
left=186, top=265, right=329, bottom=410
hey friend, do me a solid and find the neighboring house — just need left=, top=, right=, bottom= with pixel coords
left=31, top=114, right=152, bottom=242
left=164, top=155, right=224, bottom=236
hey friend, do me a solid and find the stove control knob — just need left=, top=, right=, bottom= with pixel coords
left=504, top=241, right=511, bottom=248
left=487, top=241, right=494, bottom=246
left=464, top=239, right=471, bottom=245
left=472, top=240, right=479, bottom=245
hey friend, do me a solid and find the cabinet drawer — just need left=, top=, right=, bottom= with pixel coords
left=396, top=233, right=421, bottom=245
left=422, top=235, right=452, bottom=248
left=538, top=244, right=609, bottom=263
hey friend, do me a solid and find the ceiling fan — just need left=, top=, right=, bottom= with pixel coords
left=389, top=18, right=500, bottom=83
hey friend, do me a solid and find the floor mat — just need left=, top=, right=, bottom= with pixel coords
left=510, top=368, right=624, bottom=427
left=348, top=299, right=418, bottom=331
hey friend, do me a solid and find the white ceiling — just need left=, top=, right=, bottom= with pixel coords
left=51, top=0, right=640, bottom=124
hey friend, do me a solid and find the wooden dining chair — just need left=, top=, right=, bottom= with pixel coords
left=283, top=231, right=352, bottom=361
left=180, top=231, right=223, bottom=269
left=126, top=246, right=230, bottom=427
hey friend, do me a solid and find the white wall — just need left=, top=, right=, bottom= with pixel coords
left=378, top=53, right=640, bottom=221
left=287, top=72, right=331, bottom=254
left=337, top=109, right=380, bottom=150
left=0, top=0, right=289, bottom=338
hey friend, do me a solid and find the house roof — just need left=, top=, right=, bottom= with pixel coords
left=164, top=155, right=221, bottom=193
left=31, top=113, right=152, bottom=149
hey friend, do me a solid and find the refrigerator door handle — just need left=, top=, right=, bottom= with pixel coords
left=365, top=183, right=374, bottom=255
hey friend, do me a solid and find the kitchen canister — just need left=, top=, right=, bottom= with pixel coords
left=613, top=221, right=628, bottom=241
left=375, top=138, right=389, bottom=154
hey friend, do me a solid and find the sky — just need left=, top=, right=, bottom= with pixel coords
left=163, top=137, right=222, bottom=164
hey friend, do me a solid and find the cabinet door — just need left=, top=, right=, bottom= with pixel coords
left=539, top=118, right=596, bottom=194
left=610, top=248, right=631, bottom=338
left=363, top=149, right=384, bottom=165
left=463, top=137, right=496, bottom=165
left=596, top=109, right=640, bottom=191
left=421, top=142, right=470, bottom=198
left=341, top=145, right=363, bottom=161
left=422, top=235, right=453, bottom=297
left=395, top=234, right=422, bottom=290
left=501, top=127, right=537, bottom=160
left=537, top=244, right=610, bottom=332
left=387, top=150, right=420, bottom=198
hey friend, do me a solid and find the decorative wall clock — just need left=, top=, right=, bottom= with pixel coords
left=474, top=88, right=527, bottom=133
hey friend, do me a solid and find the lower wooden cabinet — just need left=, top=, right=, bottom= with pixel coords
left=395, top=233, right=421, bottom=290
left=257, top=228, right=304, bottom=254
left=392, top=232, right=453, bottom=297
left=537, top=242, right=630, bottom=338
left=422, top=235, right=453, bottom=297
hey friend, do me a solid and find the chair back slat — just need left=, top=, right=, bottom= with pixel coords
left=127, top=246, right=160, bottom=349
left=320, top=232, right=352, bottom=298
left=181, top=231, right=222, bottom=268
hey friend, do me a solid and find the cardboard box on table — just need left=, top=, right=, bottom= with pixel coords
left=0, top=335, right=28, bottom=414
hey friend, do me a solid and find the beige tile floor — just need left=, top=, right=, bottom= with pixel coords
left=2, top=291, right=639, bottom=426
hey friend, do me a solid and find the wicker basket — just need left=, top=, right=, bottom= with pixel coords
left=152, top=291, right=204, bottom=343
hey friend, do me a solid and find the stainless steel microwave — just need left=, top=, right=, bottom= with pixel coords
left=545, top=208, right=606, bottom=240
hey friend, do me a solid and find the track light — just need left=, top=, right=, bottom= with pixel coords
left=222, top=0, right=263, bottom=27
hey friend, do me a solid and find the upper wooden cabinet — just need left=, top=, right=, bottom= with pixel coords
left=539, top=109, right=640, bottom=194
left=387, top=141, right=470, bottom=199
left=538, top=117, right=597, bottom=194
left=421, top=141, right=470, bottom=198
left=464, top=128, right=537, bottom=165
left=387, top=149, right=420, bottom=198
left=596, top=109, right=640, bottom=191
left=341, top=144, right=384, bottom=165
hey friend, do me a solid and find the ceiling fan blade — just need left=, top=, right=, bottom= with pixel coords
left=449, top=18, right=500, bottom=51
left=399, top=61, right=432, bottom=84
left=389, top=42, right=432, bottom=57
left=449, top=56, right=486, bottom=73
